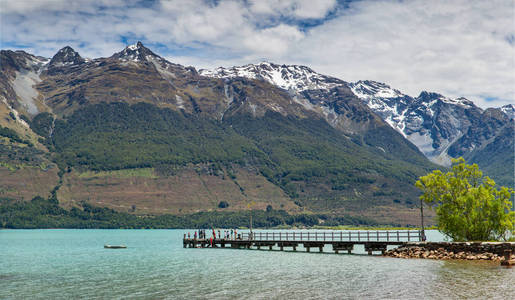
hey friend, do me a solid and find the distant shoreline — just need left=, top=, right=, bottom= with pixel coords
left=0, top=226, right=432, bottom=230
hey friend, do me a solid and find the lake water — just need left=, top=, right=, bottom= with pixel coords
left=1, top=229, right=513, bottom=299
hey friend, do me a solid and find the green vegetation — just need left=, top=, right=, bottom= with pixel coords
left=33, top=102, right=435, bottom=205
left=225, top=110, right=435, bottom=199
left=0, top=125, right=32, bottom=146
left=416, top=157, right=514, bottom=241
left=465, top=128, right=514, bottom=189
left=49, top=102, right=260, bottom=170
left=77, top=168, right=157, bottom=179
left=30, top=112, right=54, bottom=138
left=313, top=225, right=437, bottom=230
left=0, top=143, right=45, bottom=169
left=0, top=195, right=365, bottom=229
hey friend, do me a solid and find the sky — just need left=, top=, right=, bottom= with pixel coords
left=1, top=0, right=514, bottom=108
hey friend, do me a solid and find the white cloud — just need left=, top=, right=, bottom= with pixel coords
left=243, top=24, right=304, bottom=57
left=1, top=0, right=513, bottom=108
left=248, top=0, right=338, bottom=19
left=291, top=0, right=515, bottom=108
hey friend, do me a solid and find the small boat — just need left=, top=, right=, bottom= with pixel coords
left=104, top=244, right=127, bottom=249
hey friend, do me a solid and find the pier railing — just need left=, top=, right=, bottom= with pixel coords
left=240, top=230, right=422, bottom=242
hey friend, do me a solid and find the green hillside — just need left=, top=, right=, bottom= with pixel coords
left=32, top=101, right=437, bottom=213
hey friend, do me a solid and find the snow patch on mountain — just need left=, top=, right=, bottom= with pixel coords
left=182, top=60, right=512, bottom=168
left=501, top=104, right=514, bottom=119
left=48, top=46, right=84, bottom=68
left=349, top=80, right=404, bottom=99
left=200, top=62, right=345, bottom=92
left=347, top=81, right=487, bottom=165
left=348, top=80, right=411, bottom=137
left=112, top=42, right=165, bottom=64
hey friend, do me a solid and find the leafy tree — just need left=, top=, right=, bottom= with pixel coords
left=416, top=157, right=514, bottom=241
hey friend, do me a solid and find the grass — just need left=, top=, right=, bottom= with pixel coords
left=77, top=168, right=158, bottom=179
left=0, top=161, right=25, bottom=171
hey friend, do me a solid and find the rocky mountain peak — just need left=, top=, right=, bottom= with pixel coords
left=48, top=46, right=85, bottom=68
left=111, top=41, right=162, bottom=62
left=501, top=104, right=514, bottom=119
left=200, top=62, right=345, bottom=92
left=416, top=91, right=475, bottom=108
left=417, top=91, right=444, bottom=102
left=348, top=80, right=406, bottom=100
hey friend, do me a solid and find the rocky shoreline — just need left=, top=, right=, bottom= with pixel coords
left=384, top=242, right=515, bottom=262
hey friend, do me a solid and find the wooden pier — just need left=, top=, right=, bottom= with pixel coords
left=183, top=230, right=423, bottom=255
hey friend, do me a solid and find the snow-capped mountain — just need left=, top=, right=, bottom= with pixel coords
left=111, top=41, right=165, bottom=63
left=202, top=62, right=390, bottom=136
left=0, top=43, right=512, bottom=220
left=200, top=62, right=344, bottom=92
left=348, top=81, right=483, bottom=165
left=48, top=46, right=85, bottom=68
left=501, top=104, right=514, bottom=119
left=347, top=80, right=412, bottom=134
left=1, top=44, right=445, bottom=224
left=201, top=62, right=513, bottom=169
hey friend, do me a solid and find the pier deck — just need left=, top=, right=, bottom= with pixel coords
left=183, top=230, right=423, bottom=255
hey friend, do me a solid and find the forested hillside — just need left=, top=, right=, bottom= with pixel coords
left=0, top=44, right=447, bottom=226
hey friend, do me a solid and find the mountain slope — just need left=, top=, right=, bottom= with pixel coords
left=0, top=44, right=448, bottom=225
left=200, top=63, right=513, bottom=188
left=347, top=80, right=514, bottom=187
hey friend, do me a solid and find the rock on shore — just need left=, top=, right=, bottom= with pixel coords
left=384, top=242, right=515, bottom=261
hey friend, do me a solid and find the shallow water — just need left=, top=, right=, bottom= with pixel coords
left=1, top=229, right=513, bottom=299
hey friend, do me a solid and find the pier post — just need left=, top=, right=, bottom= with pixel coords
left=319, top=246, right=323, bottom=252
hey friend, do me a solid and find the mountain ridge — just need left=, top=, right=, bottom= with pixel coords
left=200, top=62, right=513, bottom=182
left=0, top=43, right=511, bottom=226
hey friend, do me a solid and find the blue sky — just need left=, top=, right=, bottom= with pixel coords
left=1, top=0, right=514, bottom=108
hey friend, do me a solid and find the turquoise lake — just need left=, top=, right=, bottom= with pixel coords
left=1, top=229, right=514, bottom=299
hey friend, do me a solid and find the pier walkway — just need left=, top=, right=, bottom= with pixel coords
left=183, top=230, right=424, bottom=255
